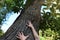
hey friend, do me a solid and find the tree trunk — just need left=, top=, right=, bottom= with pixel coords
left=0, top=0, right=44, bottom=40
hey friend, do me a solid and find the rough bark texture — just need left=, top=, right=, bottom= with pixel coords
left=0, top=0, right=44, bottom=40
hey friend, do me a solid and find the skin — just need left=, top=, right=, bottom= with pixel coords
left=17, top=21, right=40, bottom=40
left=16, top=32, right=29, bottom=40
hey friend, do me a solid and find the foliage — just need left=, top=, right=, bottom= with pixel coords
left=0, top=0, right=5, bottom=8
left=0, top=7, right=8, bottom=24
left=0, top=28, right=4, bottom=37
left=39, top=29, right=59, bottom=40
left=39, top=0, right=60, bottom=40
left=5, top=0, right=25, bottom=13
left=39, top=30, right=46, bottom=40
left=0, top=0, right=26, bottom=24
left=0, top=0, right=35, bottom=24
left=0, top=0, right=25, bottom=37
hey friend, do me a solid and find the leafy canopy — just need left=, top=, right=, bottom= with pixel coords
left=0, top=0, right=25, bottom=24
left=39, top=0, right=60, bottom=40
left=0, top=0, right=26, bottom=36
left=5, top=0, right=25, bottom=13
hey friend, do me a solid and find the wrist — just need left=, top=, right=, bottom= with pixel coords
left=20, top=38, right=26, bottom=40
left=30, top=26, right=34, bottom=29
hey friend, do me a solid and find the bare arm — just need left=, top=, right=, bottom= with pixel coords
left=26, top=21, right=40, bottom=40
left=31, top=26, right=40, bottom=40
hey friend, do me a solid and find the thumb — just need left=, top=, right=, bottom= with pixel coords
left=26, top=35, right=29, bottom=38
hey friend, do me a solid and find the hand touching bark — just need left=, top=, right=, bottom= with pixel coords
left=26, top=21, right=34, bottom=28
left=17, top=32, right=29, bottom=40
left=16, top=21, right=40, bottom=40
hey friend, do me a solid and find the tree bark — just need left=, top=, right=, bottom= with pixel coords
left=0, top=0, right=44, bottom=40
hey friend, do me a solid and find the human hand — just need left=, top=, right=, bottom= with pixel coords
left=26, top=21, right=34, bottom=28
left=16, top=32, right=29, bottom=40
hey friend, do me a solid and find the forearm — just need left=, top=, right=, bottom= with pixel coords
left=26, top=21, right=40, bottom=40
left=31, top=26, right=40, bottom=40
